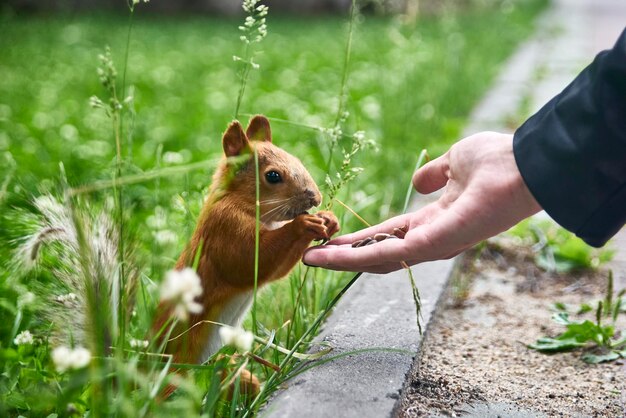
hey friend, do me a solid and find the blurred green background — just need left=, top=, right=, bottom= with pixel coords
left=0, top=1, right=549, bottom=328
left=0, top=1, right=546, bottom=244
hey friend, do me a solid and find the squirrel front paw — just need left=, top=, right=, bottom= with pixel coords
left=314, top=211, right=340, bottom=238
left=293, top=214, right=329, bottom=240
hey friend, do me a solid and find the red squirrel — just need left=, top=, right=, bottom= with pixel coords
left=153, top=115, right=339, bottom=396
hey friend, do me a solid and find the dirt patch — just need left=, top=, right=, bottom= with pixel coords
left=398, top=238, right=626, bottom=417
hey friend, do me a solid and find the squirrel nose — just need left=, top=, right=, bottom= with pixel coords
left=305, top=188, right=321, bottom=207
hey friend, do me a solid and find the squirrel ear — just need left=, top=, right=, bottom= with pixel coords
left=222, top=121, right=250, bottom=157
left=246, top=115, right=272, bottom=143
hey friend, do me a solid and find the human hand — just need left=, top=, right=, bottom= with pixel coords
left=303, top=132, right=542, bottom=273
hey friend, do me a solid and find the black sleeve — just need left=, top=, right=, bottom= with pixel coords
left=513, top=27, right=626, bottom=248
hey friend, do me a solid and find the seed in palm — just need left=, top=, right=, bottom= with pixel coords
left=351, top=225, right=407, bottom=248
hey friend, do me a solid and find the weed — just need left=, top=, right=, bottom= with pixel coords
left=530, top=271, right=626, bottom=364
left=509, top=218, right=614, bottom=273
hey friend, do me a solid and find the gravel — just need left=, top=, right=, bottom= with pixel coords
left=398, top=239, right=626, bottom=417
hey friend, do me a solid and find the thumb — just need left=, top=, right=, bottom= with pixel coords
left=412, top=153, right=450, bottom=194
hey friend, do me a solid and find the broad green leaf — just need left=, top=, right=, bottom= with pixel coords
left=582, top=351, right=620, bottom=364
left=529, top=337, right=586, bottom=352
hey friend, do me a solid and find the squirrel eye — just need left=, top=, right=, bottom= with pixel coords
left=265, top=170, right=282, bottom=184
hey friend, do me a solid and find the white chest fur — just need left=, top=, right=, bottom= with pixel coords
left=263, top=220, right=288, bottom=231
left=198, top=219, right=288, bottom=362
left=200, top=289, right=254, bottom=362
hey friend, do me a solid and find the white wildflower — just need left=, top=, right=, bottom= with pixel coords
left=256, top=5, right=269, bottom=16
left=159, top=268, right=203, bottom=321
left=89, top=95, right=105, bottom=109
left=52, top=346, right=72, bottom=372
left=129, top=338, right=149, bottom=349
left=162, top=151, right=184, bottom=165
left=219, top=325, right=254, bottom=352
left=242, top=0, right=259, bottom=13
left=54, top=292, right=78, bottom=307
left=14, top=330, right=34, bottom=346
left=146, top=206, right=167, bottom=229
left=244, top=16, right=255, bottom=28
left=52, top=346, right=91, bottom=373
left=71, top=347, right=91, bottom=368
left=352, top=130, right=365, bottom=142
left=154, top=230, right=177, bottom=245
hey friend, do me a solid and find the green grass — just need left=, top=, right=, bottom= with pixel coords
left=0, top=1, right=547, bottom=416
left=509, top=218, right=615, bottom=273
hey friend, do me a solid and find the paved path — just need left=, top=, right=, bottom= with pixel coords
left=465, top=0, right=625, bottom=136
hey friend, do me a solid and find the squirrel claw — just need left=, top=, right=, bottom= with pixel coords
left=314, top=211, right=340, bottom=238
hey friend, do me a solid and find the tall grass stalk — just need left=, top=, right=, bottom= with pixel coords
left=63, top=194, right=110, bottom=415
left=402, top=149, right=429, bottom=213
left=335, top=198, right=371, bottom=227
left=241, top=113, right=369, bottom=142
left=234, top=43, right=251, bottom=120
left=116, top=1, right=139, bottom=362
left=231, top=0, right=270, bottom=356
left=68, top=158, right=223, bottom=196
left=98, top=5, right=136, bottom=398
left=402, top=149, right=429, bottom=334
left=252, top=147, right=261, bottom=336
left=233, top=0, right=268, bottom=119
left=326, top=0, right=358, bottom=173
left=0, top=155, right=15, bottom=205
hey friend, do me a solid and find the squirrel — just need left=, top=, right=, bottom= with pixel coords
left=153, top=115, right=340, bottom=397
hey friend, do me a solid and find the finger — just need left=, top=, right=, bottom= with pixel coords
left=324, top=213, right=412, bottom=246
left=303, top=238, right=411, bottom=271
left=412, top=153, right=450, bottom=194
left=352, top=262, right=407, bottom=274
left=304, top=247, right=404, bottom=273
left=315, top=242, right=469, bottom=274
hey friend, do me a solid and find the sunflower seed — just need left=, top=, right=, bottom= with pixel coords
left=374, top=233, right=391, bottom=241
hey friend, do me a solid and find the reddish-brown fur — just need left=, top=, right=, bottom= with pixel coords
left=153, top=115, right=339, bottom=397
